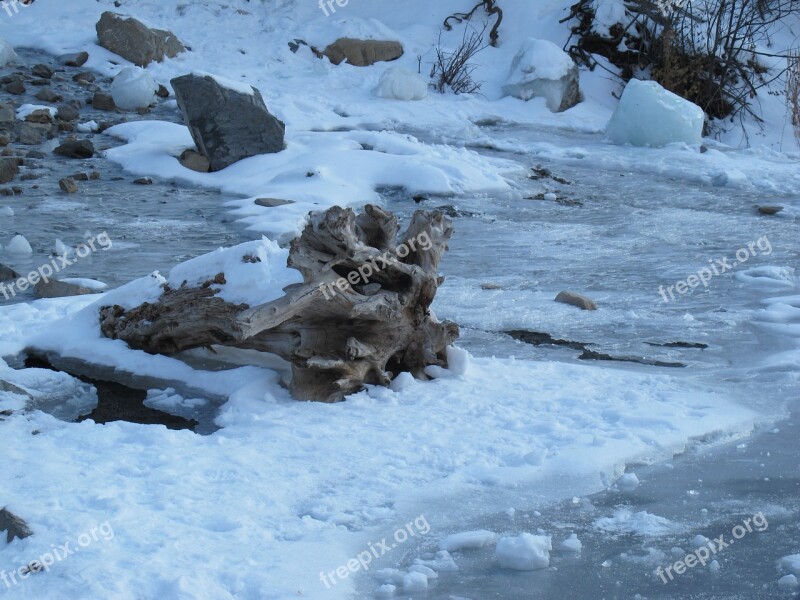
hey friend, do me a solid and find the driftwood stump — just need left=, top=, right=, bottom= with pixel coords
left=99, top=205, right=459, bottom=402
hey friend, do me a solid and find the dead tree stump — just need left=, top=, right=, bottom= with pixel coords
left=99, top=205, right=459, bottom=402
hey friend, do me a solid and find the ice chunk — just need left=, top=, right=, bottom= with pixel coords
left=502, top=39, right=579, bottom=112
left=0, top=206, right=13, bottom=217
left=401, top=571, right=428, bottom=592
left=594, top=508, right=679, bottom=536
left=560, top=533, right=582, bottom=552
left=606, top=79, right=704, bottom=147
left=111, top=66, right=158, bottom=110
left=495, top=533, right=552, bottom=570
left=780, top=554, right=800, bottom=577
left=440, top=530, right=497, bottom=551
left=6, top=234, right=32, bottom=254
left=0, top=39, right=17, bottom=67
left=778, top=574, right=798, bottom=589
left=617, top=472, right=640, bottom=491
left=375, top=67, right=428, bottom=101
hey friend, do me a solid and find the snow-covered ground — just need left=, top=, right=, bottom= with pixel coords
left=2, top=0, right=799, bottom=598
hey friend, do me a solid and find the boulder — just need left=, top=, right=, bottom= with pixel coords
left=59, top=177, right=78, bottom=193
left=0, top=157, right=19, bottom=183
left=0, top=508, right=33, bottom=544
left=17, top=122, right=52, bottom=145
left=555, top=290, right=597, bottom=311
left=34, top=278, right=98, bottom=299
left=4, top=80, right=25, bottom=95
left=56, top=104, right=80, bottom=122
left=58, top=52, right=89, bottom=67
left=0, top=104, right=14, bottom=124
left=323, top=38, right=403, bottom=67
left=171, top=74, right=285, bottom=171
left=0, top=263, right=18, bottom=282
left=92, top=92, right=116, bottom=111
left=179, top=149, right=210, bottom=173
left=606, top=79, right=704, bottom=147
left=35, top=88, right=62, bottom=103
left=502, top=39, right=580, bottom=112
left=96, top=11, right=185, bottom=67
left=54, top=139, right=95, bottom=159
left=31, top=64, right=53, bottom=79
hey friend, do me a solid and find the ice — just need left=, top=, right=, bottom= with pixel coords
left=606, top=79, right=704, bottom=147
left=780, top=554, right=800, bottom=577
left=502, top=39, right=577, bottom=111
left=440, top=530, right=498, bottom=552
left=495, top=533, right=552, bottom=570
left=6, top=234, right=32, bottom=254
left=617, top=472, right=640, bottom=491
left=401, top=571, right=428, bottom=592
left=110, top=66, right=158, bottom=110
left=0, top=206, right=13, bottom=217
left=593, top=508, right=680, bottom=536
left=778, top=574, right=799, bottom=589
left=16, top=104, right=57, bottom=120
left=559, top=533, right=582, bottom=552
left=77, top=120, right=100, bottom=133
left=0, top=38, right=16, bottom=66
left=54, top=238, right=71, bottom=256
left=374, top=67, right=428, bottom=101
left=375, top=584, right=396, bottom=598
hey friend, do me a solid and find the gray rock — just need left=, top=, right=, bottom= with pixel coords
left=0, top=104, right=14, bottom=124
left=0, top=135, right=9, bottom=147
left=323, top=38, right=404, bottom=66
left=59, top=177, right=78, bottom=193
left=73, top=71, right=95, bottom=85
left=56, top=104, right=80, bottom=122
left=255, top=197, right=295, bottom=208
left=34, top=278, right=97, bottom=299
left=179, top=149, right=210, bottom=173
left=0, top=263, right=19, bottom=282
left=555, top=290, right=597, bottom=311
left=58, top=52, right=89, bottom=67
left=17, top=122, right=52, bottom=145
left=25, top=109, right=53, bottom=124
left=133, top=177, right=152, bottom=185
left=35, top=88, right=62, bottom=103
left=91, top=92, right=116, bottom=111
left=0, top=158, right=19, bottom=183
left=31, top=64, right=53, bottom=79
left=96, top=11, right=186, bottom=67
left=0, top=508, right=33, bottom=544
left=758, top=205, right=783, bottom=215
left=54, top=139, right=94, bottom=159
left=4, top=80, right=25, bottom=95
left=171, top=74, right=285, bottom=171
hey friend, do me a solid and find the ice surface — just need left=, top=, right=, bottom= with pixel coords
left=374, top=67, right=428, bottom=101
left=495, top=533, right=552, bottom=570
left=606, top=79, right=704, bottom=147
left=111, top=66, right=158, bottom=110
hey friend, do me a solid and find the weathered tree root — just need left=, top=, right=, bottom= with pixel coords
left=444, top=0, right=503, bottom=47
left=99, top=205, right=460, bottom=402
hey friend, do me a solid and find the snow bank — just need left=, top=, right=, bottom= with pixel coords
left=110, top=66, right=158, bottom=110
left=606, top=79, right=705, bottom=147
left=374, top=67, right=428, bottom=101
left=495, top=534, right=552, bottom=570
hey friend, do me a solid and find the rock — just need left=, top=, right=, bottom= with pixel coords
left=133, top=177, right=152, bottom=185
left=54, top=139, right=94, bottom=159
left=0, top=158, right=19, bottom=183
left=4, top=80, right=25, bottom=95
left=96, top=11, right=186, bottom=67
left=34, top=278, right=97, bottom=299
left=171, top=74, right=285, bottom=171
left=555, top=290, right=597, bottom=311
left=758, top=205, right=783, bottom=215
left=71, top=170, right=100, bottom=181
left=0, top=135, right=9, bottom=146
left=59, top=177, right=78, bottom=193
left=0, top=104, right=14, bottom=123
left=25, top=109, right=53, bottom=124
left=56, top=104, right=80, bottom=122
left=58, top=52, right=89, bottom=67
left=110, top=66, right=157, bottom=110
left=0, top=508, right=33, bottom=544
left=0, top=263, right=19, bottom=282
left=35, top=88, right=62, bottom=103
left=502, top=39, right=580, bottom=112
left=254, top=197, right=295, bottom=208
left=480, top=282, right=503, bottom=290
left=156, top=84, right=169, bottom=98
left=26, top=150, right=46, bottom=159
left=17, top=122, right=52, bottom=145
left=374, top=67, right=428, bottom=101
left=91, top=92, right=116, bottom=111
left=323, top=38, right=404, bottom=67
left=606, top=79, right=704, bottom=147
left=73, top=71, right=95, bottom=85
left=31, top=63, right=54, bottom=79
left=178, top=148, right=210, bottom=173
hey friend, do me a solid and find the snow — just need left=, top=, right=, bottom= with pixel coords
left=61, top=278, right=108, bottom=291
left=502, top=39, right=577, bottom=111
left=16, top=104, right=57, bottom=120
left=0, top=37, right=16, bottom=66
left=77, top=120, right=100, bottom=133
left=778, top=574, right=799, bottom=589
left=439, top=530, right=498, bottom=552
left=5, top=234, right=33, bottom=254
left=192, top=70, right=256, bottom=96
left=495, top=533, right=552, bottom=570
left=616, top=472, right=640, bottom=491
left=559, top=533, right=582, bottom=552
left=593, top=508, right=681, bottom=536
left=0, top=206, right=14, bottom=217
left=110, top=66, right=158, bottom=110
left=374, top=67, right=428, bottom=101
left=606, top=79, right=705, bottom=147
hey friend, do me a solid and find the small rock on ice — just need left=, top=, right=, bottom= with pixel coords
left=6, top=234, right=32, bottom=254
left=495, top=533, right=552, bottom=570
left=375, top=67, right=428, bottom=101
left=111, top=66, right=158, bottom=110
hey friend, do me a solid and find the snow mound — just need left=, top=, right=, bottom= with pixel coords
left=375, top=67, right=428, bottom=101
left=594, top=508, right=679, bottom=536
left=502, top=39, right=578, bottom=112
left=440, top=530, right=498, bottom=552
left=0, top=38, right=16, bottom=67
left=495, top=533, right=552, bottom=570
left=111, top=66, right=158, bottom=110
left=606, top=79, right=704, bottom=147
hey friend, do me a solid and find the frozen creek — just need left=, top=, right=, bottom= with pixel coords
left=1, top=49, right=799, bottom=598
